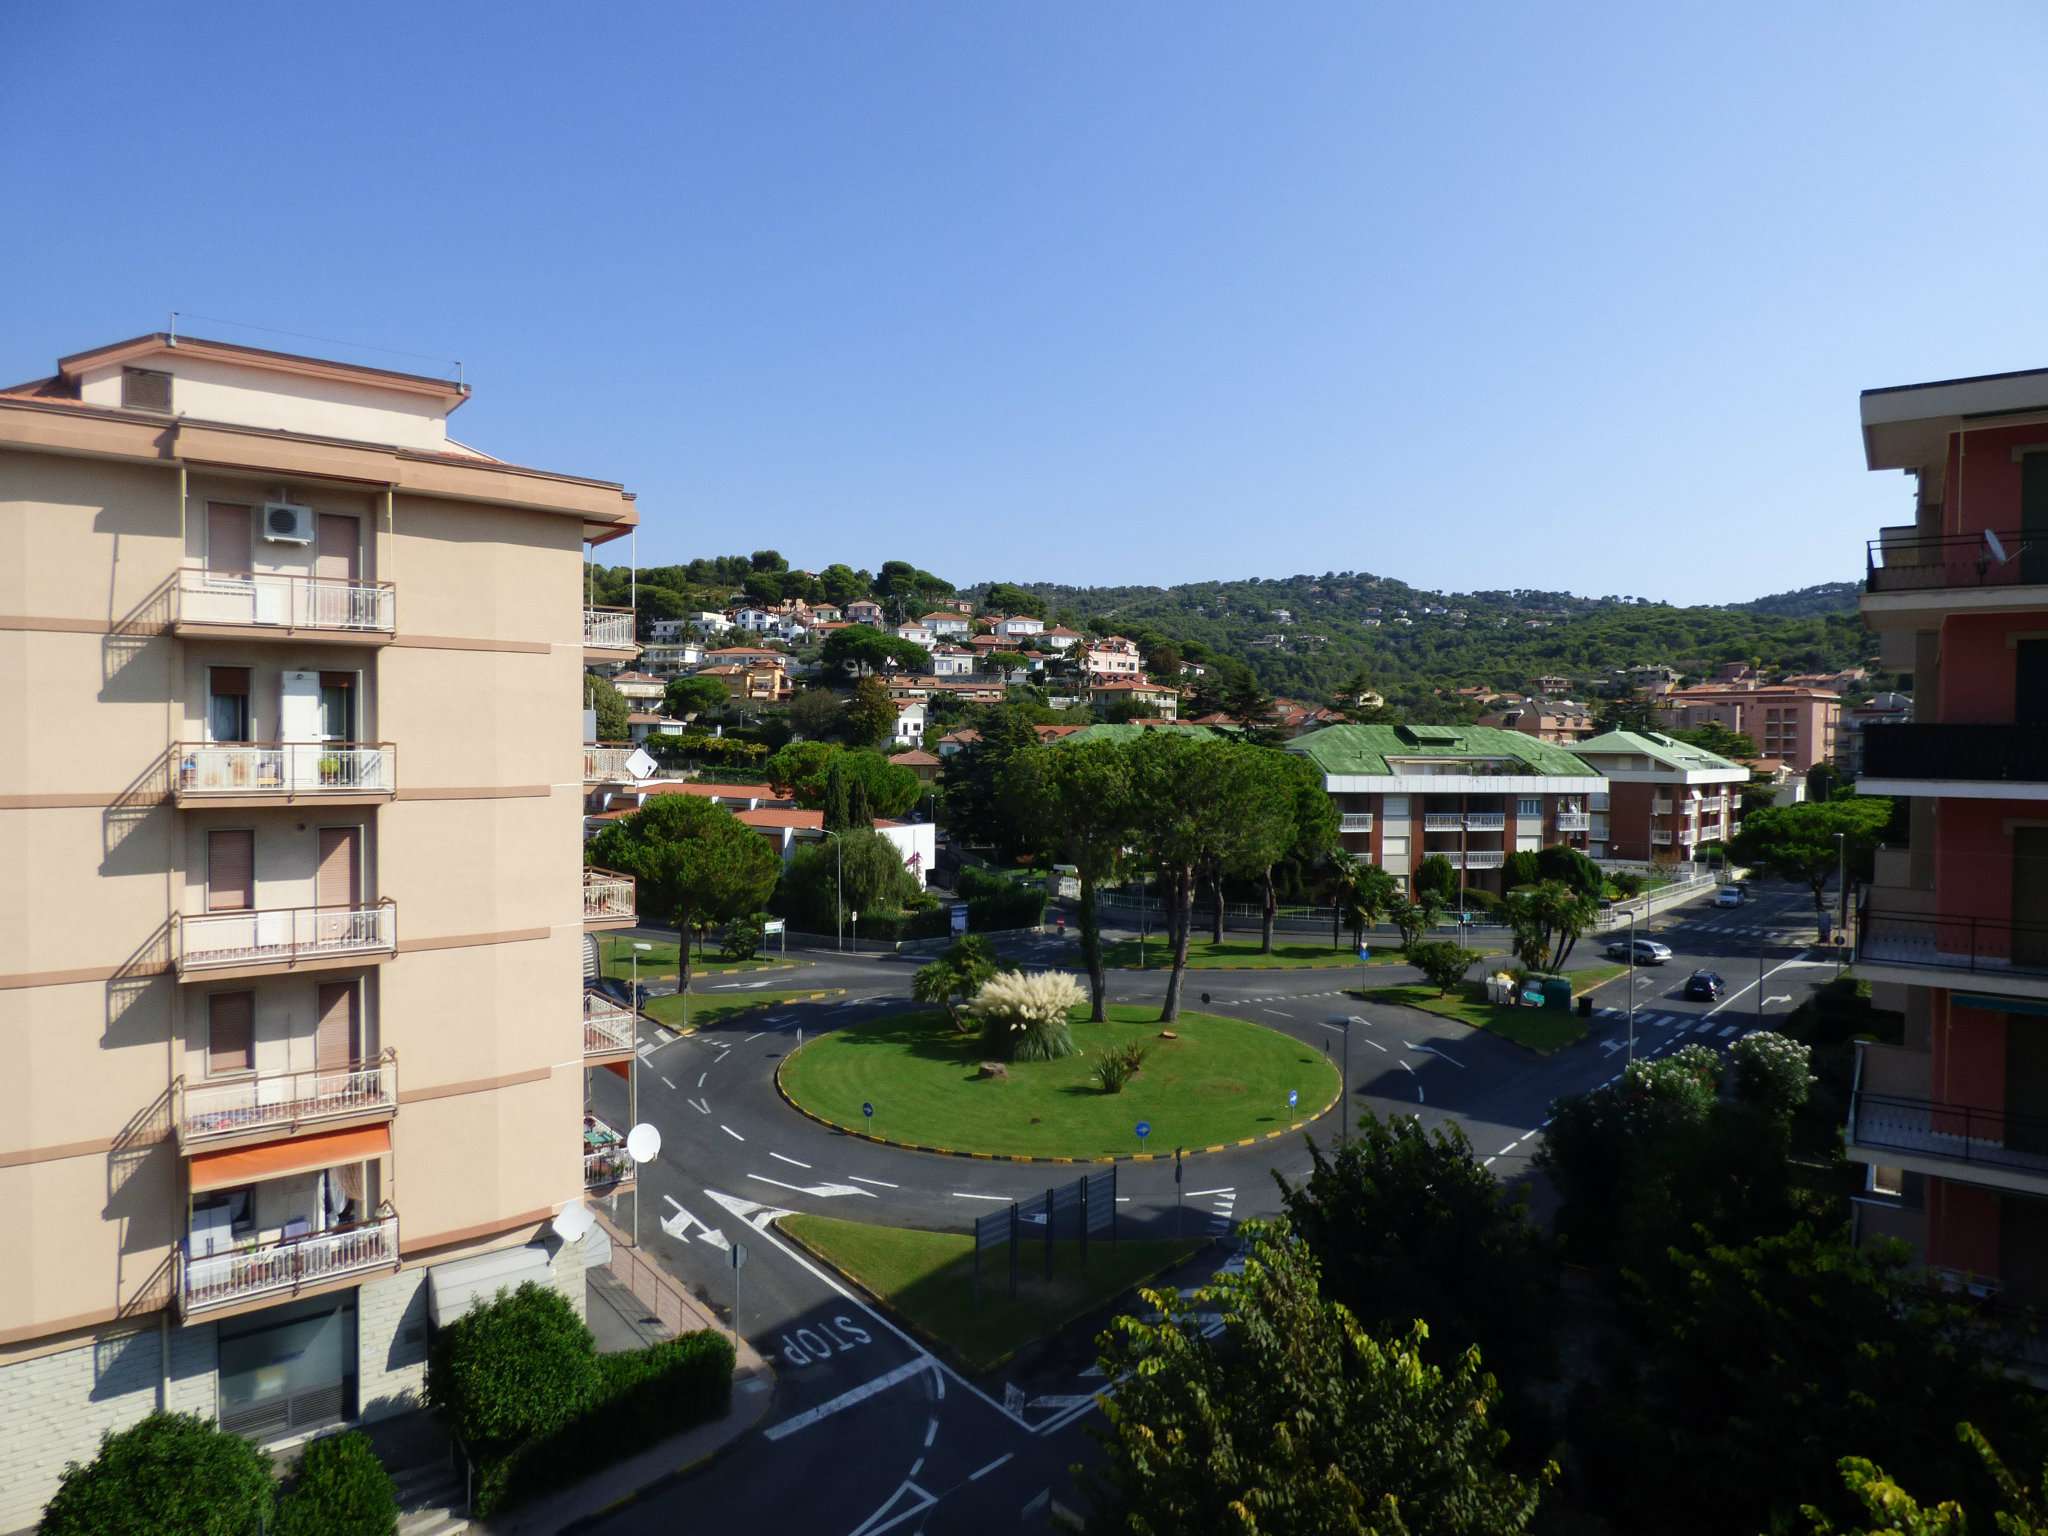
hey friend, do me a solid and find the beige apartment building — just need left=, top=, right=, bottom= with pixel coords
left=0, top=333, right=642, bottom=1527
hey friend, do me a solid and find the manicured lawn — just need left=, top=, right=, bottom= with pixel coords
left=779, top=1005, right=1339, bottom=1158
left=781, top=1214, right=1202, bottom=1373
left=1356, top=961, right=1631, bottom=1053
left=596, top=936, right=799, bottom=981
left=642, top=989, right=823, bottom=1034
left=1095, top=937, right=1401, bottom=970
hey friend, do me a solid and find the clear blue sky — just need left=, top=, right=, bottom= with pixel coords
left=5, top=4, right=2045, bottom=603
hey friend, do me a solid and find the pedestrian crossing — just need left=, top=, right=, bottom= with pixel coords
left=1623, top=1010, right=1749, bottom=1036
left=1229, top=989, right=1351, bottom=1005
left=1671, top=922, right=1812, bottom=940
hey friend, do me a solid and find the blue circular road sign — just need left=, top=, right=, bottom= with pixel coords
left=862, top=1102, right=874, bottom=1119
left=1288, top=1089, right=1299, bottom=1109
left=1135, top=1120, right=1151, bottom=1141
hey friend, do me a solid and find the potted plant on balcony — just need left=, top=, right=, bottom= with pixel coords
left=318, top=752, right=343, bottom=786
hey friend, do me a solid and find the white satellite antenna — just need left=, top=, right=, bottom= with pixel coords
left=626, top=1123, right=662, bottom=1165
left=1987, top=529, right=2012, bottom=565
left=551, top=1201, right=597, bottom=1243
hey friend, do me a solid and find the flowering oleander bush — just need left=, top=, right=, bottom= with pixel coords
left=1730, top=1030, right=1813, bottom=1120
left=971, top=969, right=1085, bottom=1061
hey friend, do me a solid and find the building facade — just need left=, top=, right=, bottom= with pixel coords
left=1845, top=364, right=2048, bottom=1308
left=1569, top=731, right=1748, bottom=862
left=1287, top=725, right=1603, bottom=896
left=1657, top=683, right=1841, bottom=771
left=0, top=334, right=640, bottom=1527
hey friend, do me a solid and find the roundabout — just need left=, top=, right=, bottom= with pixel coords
left=775, top=1004, right=1343, bottom=1161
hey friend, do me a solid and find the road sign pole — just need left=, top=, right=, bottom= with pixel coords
left=1044, top=1188, right=1054, bottom=1283
left=1175, top=1148, right=1183, bottom=1238
left=1009, top=1203, right=1019, bottom=1301
left=1079, top=1175, right=1088, bottom=1265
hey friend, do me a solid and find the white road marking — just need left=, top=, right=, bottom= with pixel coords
left=1406, top=1042, right=1466, bottom=1068
left=908, top=1457, right=924, bottom=1479
left=764, top=1358, right=931, bottom=1441
left=687, top=1097, right=711, bottom=1115
left=746, top=1173, right=877, bottom=1199
left=1497, top=1141, right=1519, bottom=1156
left=970, top=1452, right=1014, bottom=1481
left=1365, top=1038, right=1388, bottom=1052
left=1262, top=1008, right=1289, bottom=1018
left=1719, top=1024, right=1739, bottom=1037
left=697, top=1071, right=707, bottom=1088
left=744, top=1032, right=767, bottom=1043
left=660, top=1076, right=676, bottom=1090
left=924, top=1416, right=938, bottom=1448
left=721, top=1124, right=746, bottom=1141
left=849, top=1174, right=899, bottom=1189
left=704, top=1188, right=797, bottom=1231
left=952, top=1191, right=1011, bottom=1202
left=770, top=1151, right=812, bottom=1168
left=1185, top=1187, right=1234, bottom=1198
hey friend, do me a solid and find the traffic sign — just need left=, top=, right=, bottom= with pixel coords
left=1357, top=944, right=1369, bottom=961
left=1134, top=1120, right=1151, bottom=1142
left=732, top=1241, right=747, bottom=1270
left=862, top=1102, right=874, bottom=1120
left=1287, top=1089, right=1299, bottom=1110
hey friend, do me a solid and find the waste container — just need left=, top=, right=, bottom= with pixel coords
left=1577, top=994, right=1593, bottom=1018
left=1542, top=975, right=1574, bottom=1011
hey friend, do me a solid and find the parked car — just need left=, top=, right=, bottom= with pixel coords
left=1715, top=886, right=1744, bottom=908
left=1684, top=969, right=1726, bottom=1001
left=1605, top=937, right=1674, bottom=965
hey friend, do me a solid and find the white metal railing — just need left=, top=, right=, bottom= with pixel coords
left=176, top=570, right=394, bottom=634
left=177, top=1052, right=397, bottom=1146
left=180, top=1212, right=398, bottom=1316
left=1650, top=830, right=1675, bottom=845
left=174, top=743, right=394, bottom=798
left=584, top=745, right=636, bottom=782
left=1339, top=813, right=1375, bottom=833
left=1450, top=851, right=1507, bottom=869
left=1422, top=813, right=1464, bottom=831
left=1731, top=820, right=1744, bottom=836
left=583, top=868, right=636, bottom=923
left=1696, top=796, right=1727, bottom=813
left=584, top=1146, right=637, bottom=1188
left=1652, top=798, right=1674, bottom=814
left=175, top=902, right=396, bottom=972
left=584, top=997, right=637, bottom=1056
left=1555, top=813, right=1591, bottom=831
left=1464, top=812, right=1507, bottom=830
left=584, top=607, right=637, bottom=649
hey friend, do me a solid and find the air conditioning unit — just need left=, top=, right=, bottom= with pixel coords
left=261, top=501, right=315, bottom=544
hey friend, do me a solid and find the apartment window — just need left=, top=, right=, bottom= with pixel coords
left=207, top=990, right=255, bottom=1075
left=318, top=672, right=355, bottom=741
left=1867, top=1164, right=1904, bottom=1199
left=208, top=667, right=252, bottom=743
left=121, top=366, right=172, bottom=412
left=192, top=1186, right=255, bottom=1246
left=1516, top=798, right=1541, bottom=818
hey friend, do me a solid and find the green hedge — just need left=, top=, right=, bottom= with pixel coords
left=473, top=1331, right=735, bottom=1516
left=959, top=866, right=1046, bottom=930
left=39, top=1411, right=275, bottom=1536
left=274, top=1431, right=398, bottom=1536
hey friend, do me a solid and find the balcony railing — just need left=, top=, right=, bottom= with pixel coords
left=175, top=902, right=397, bottom=973
left=1867, top=528, right=2044, bottom=594
left=583, top=868, right=636, bottom=924
left=1693, top=796, right=1726, bottom=814
left=1422, top=813, right=1464, bottom=832
left=175, top=570, right=395, bottom=635
left=584, top=607, right=637, bottom=650
left=584, top=744, right=637, bottom=782
left=584, top=996, right=638, bottom=1057
left=1862, top=723, right=2048, bottom=786
left=584, top=1115, right=635, bottom=1188
left=1652, top=798, right=1674, bottom=814
left=173, top=743, right=395, bottom=800
left=1463, top=812, right=1507, bottom=830
left=1555, top=813, right=1591, bottom=832
left=1856, top=906, right=2048, bottom=983
left=1448, top=851, right=1506, bottom=870
left=180, top=1210, right=398, bottom=1317
left=1338, top=813, right=1374, bottom=833
left=1850, top=1085, right=2048, bottom=1182
left=1650, top=830, right=1675, bottom=845
left=176, top=1050, right=398, bottom=1148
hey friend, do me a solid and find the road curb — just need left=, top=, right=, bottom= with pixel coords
left=772, top=1027, right=1341, bottom=1163
left=663, top=988, right=846, bottom=1037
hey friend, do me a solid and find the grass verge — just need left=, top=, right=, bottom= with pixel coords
left=596, top=936, right=801, bottom=981
left=779, top=1004, right=1338, bottom=1158
left=780, top=1213, right=1202, bottom=1374
left=641, top=989, right=823, bottom=1034
left=1096, top=937, right=1401, bottom=970
left=1352, top=960, right=1625, bottom=1054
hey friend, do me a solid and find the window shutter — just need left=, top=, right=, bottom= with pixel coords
left=121, top=367, right=172, bottom=412
left=207, top=830, right=255, bottom=912
left=208, top=992, right=254, bottom=1074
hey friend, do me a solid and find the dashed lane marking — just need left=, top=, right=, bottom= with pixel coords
left=970, top=1453, right=1014, bottom=1481
left=720, top=1124, right=745, bottom=1141
left=660, top=1076, right=676, bottom=1090
left=849, top=1175, right=899, bottom=1189
left=952, top=1191, right=1011, bottom=1201
left=770, top=1151, right=812, bottom=1168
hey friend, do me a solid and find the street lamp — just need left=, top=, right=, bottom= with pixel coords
left=628, top=940, right=651, bottom=1246
left=1834, top=830, right=1849, bottom=970
left=824, top=829, right=845, bottom=951
left=1327, top=1014, right=1353, bottom=1146
left=1625, top=909, right=1639, bottom=1064
left=629, top=941, right=653, bottom=1011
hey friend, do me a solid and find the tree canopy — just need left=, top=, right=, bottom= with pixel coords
left=1006, top=736, right=1137, bottom=1019
left=587, top=796, right=780, bottom=982
left=1730, top=797, right=1893, bottom=909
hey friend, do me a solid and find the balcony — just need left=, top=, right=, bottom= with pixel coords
left=1463, top=812, right=1507, bottom=831
left=1448, top=851, right=1506, bottom=870
left=1422, top=813, right=1464, bottom=832
left=584, top=1115, right=635, bottom=1190
left=1650, top=830, right=1675, bottom=845
left=583, top=867, right=637, bottom=928
left=1860, top=724, right=2048, bottom=801
left=1338, top=813, right=1374, bottom=833
left=174, top=570, right=395, bottom=643
left=175, top=1051, right=398, bottom=1151
left=1855, top=905, right=2048, bottom=1000
left=1652, top=798, right=1674, bottom=814
left=1693, top=797, right=1726, bottom=814
left=1846, top=1044, right=2048, bottom=1198
left=172, top=743, right=395, bottom=807
left=584, top=995, right=638, bottom=1059
left=178, top=1210, right=399, bottom=1318
left=1555, top=812, right=1591, bottom=832
left=174, top=902, right=396, bottom=980
left=584, top=606, right=639, bottom=658
left=585, top=744, right=637, bottom=783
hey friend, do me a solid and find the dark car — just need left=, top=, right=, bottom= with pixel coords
left=1684, top=969, right=1725, bottom=1002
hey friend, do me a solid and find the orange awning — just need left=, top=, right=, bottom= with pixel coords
left=190, top=1124, right=391, bottom=1192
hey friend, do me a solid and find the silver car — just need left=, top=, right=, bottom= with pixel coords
left=1606, top=937, right=1674, bottom=965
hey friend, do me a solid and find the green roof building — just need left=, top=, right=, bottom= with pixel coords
left=1287, top=724, right=1605, bottom=894
left=1568, top=730, right=1749, bottom=863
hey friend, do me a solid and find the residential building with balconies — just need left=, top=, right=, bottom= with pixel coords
left=0, top=331, right=639, bottom=1526
left=1844, top=362, right=2048, bottom=1310
left=1656, top=682, right=1841, bottom=771
left=1569, top=730, right=1749, bottom=862
left=1287, top=724, right=1605, bottom=896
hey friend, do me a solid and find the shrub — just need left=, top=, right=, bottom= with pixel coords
left=1091, top=1042, right=1149, bottom=1093
left=1610, top=870, right=1645, bottom=899
left=1730, top=1030, right=1813, bottom=1120
left=1536, top=843, right=1603, bottom=899
left=425, top=1282, right=600, bottom=1450
left=972, top=969, right=1084, bottom=1061
left=1461, top=887, right=1502, bottom=915
left=40, top=1411, right=273, bottom=1536
left=720, top=916, right=762, bottom=962
left=1503, top=850, right=1542, bottom=889
left=1408, top=939, right=1479, bottom=996
left=274, top=1431, right=397, bottom=1536
left=959, top=865, right=1048, bottom=931
left=1415, top=854, right=1458, bottom=904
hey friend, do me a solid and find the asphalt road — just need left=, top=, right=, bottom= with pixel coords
left=581, top=878, right=1844, bottom=1533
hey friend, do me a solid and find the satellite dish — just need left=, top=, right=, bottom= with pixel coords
left=551, top=1201, right=596, bottom=1243
left=626, top=1123, right=662, bottom=1164
left=1987, top=529, right=2011, bottom=565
